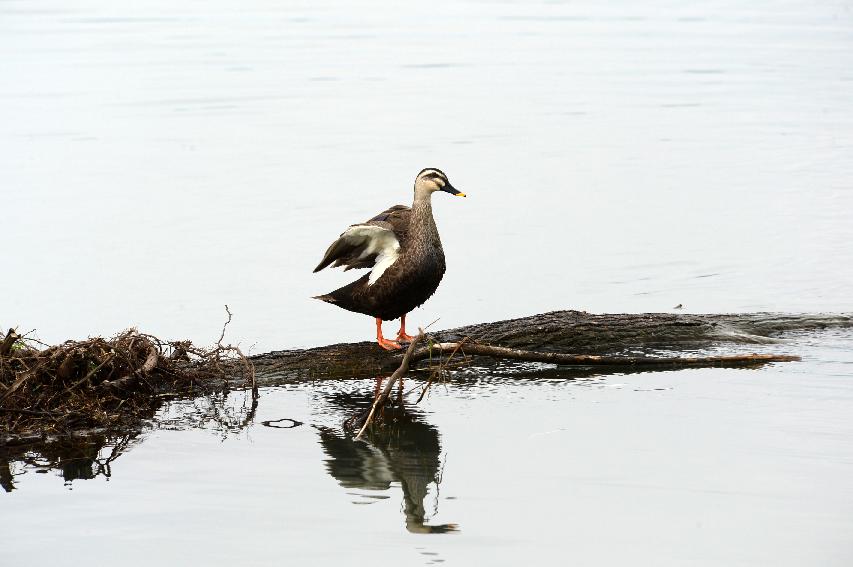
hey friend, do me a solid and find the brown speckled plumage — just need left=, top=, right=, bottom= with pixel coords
left=313, top=168, right=463, bottom=323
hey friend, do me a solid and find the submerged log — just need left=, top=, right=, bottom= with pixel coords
left=249, top=310, right=852, bottom=383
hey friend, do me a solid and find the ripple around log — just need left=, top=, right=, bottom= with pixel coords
left=248, top=311, right=852, bottom=383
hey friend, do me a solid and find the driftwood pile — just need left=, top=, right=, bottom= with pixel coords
left=0, top=321, right=255, bottom=442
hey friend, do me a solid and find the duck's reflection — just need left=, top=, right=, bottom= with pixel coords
left=318, top=384, right=458, bottom=534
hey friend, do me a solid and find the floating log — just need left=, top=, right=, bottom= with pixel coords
left=250, top=310, right=852, bottom=382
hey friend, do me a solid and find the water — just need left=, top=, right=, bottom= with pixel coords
left=3, top=0, right=852, bottom=350
left=2, top=1, right=853, bottom=564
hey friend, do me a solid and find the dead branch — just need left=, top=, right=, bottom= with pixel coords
left=62, top=354, right=115, bottom=396
left=354, top=331, right=423, bottom=441
left=0, top=329, right=19, bottom=357
left=0, top=371, right=32, bottom=404
left=409, top=342, right=800, bottom=368
left=414, top=337, right=469, bottom=404
left=218, top=305, right=233, bottom=348
left=141, top=347, right=159, bottom=373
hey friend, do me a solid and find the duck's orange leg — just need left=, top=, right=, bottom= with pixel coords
left=376, top=318, right=402, bottom=350
left=396, top=313, right=415, bottom=343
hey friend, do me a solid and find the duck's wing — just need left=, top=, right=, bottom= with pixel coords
left=313, top=205, right=411, bottom=278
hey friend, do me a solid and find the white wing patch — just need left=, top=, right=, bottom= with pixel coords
left=342, top=225, right=401, bottom=286
left=368, top=247, right=400, bottom=285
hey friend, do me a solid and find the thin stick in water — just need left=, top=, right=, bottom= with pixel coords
left=354, top=330, right=423, bottom=441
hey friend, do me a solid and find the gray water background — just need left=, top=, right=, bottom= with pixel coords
left=3, top=0, right=852, bottom=351
left=2, top=1, right=853, bottom=565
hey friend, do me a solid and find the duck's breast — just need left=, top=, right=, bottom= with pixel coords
left=367, top=246, right=446, bottom=320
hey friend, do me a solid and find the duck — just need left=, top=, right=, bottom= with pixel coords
left=313, top=168, right=466, bottom=350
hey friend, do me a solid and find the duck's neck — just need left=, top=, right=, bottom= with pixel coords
left=411, top=190, right=441, bottom=249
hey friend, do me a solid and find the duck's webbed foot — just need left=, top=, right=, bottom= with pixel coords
left=375, top=318, right=403, bottom=350
left=377, top=337, right=403, bottom=351
left=396, top=313, right=416, bottom=343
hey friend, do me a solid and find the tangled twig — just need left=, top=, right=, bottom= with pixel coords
left=414, top=336, right=470, bottom=404
left=0, top=311, right=256, bottom=440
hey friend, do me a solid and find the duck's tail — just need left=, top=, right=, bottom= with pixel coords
left=312, top=294, right=337, bottom=303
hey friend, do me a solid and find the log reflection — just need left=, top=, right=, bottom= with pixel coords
left=318, top=384, right=458, bottom=534
left=0, top=389, right=257, bottom=491
left=0, top=433, right=139, bottom=492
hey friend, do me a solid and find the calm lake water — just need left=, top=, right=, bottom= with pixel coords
left=2, top=0, right=853, bottom=564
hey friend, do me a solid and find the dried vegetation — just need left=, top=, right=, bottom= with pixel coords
left=0, top=309, right=255, bottom=443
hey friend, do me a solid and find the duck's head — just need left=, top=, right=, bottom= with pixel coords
left=414, top=168, right=466, bottom=198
